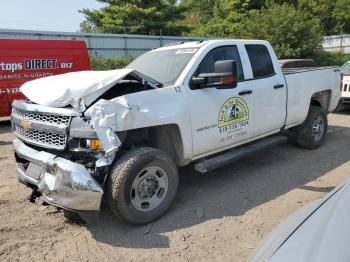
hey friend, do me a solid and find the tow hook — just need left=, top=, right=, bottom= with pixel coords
left=27, top=188, right=41, bottom=203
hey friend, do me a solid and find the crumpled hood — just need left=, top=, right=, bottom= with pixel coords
left=20, top=69, right=153, bottom=111
left=249, top=180, right=350, bottom=262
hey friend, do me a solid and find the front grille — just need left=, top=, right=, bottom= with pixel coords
left=12, top=108, right=70, bottom=125
left=12, top=103, right=72, bottom=150
left=15, top=125, right=67, bottom=150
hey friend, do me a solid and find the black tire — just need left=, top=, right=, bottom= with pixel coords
left=296, top=106, right=328, bottom=149
left=107, top=147, right=179, bottom=225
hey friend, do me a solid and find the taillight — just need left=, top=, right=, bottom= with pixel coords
left=340, top=73, right=343, bottom=92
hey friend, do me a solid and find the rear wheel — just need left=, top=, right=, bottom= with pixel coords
left=107, top=147, right=179, bottom=225
left=296, top=106, right=328, bottom=149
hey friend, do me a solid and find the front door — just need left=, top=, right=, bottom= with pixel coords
left=187, top=45, right=255, bottom=158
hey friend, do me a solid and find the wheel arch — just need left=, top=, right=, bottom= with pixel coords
left=310, top=90, right=331, bottom=111
left=119, top=124, right=189, bottom=166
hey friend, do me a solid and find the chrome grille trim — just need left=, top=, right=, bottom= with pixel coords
left=11, top=100, right=77, bottom=150
left=15, top=125, right=67, bottom=150
left=11, top=114, right=67, bottom=135
left=12, top=108, right=70, bottom=126
left=12, top=100, right=81, bottom=117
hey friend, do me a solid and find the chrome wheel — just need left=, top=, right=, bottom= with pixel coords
left=130, top=166, right=168, bottom=212
left=312, top=115, right=324, bottom=142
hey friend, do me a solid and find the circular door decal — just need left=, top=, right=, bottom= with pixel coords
left=218, top=97, right=249, bottom=128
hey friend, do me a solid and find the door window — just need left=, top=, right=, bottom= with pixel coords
left=245, top=45, right=275, bottom=78
left=195, top=45, right=244, bottom=84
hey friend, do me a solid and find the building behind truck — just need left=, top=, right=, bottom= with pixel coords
left=0, top=39, right=91, bottom=117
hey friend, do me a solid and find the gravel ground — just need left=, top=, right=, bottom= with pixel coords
left=1, top=111, right=350, bottom=262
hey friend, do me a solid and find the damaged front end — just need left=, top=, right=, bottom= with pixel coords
left=11, top=101, right=109, bottom=213
left=11, top=69, right=160, bottom=215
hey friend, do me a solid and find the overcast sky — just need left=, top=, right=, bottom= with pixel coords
left=0, top=0, right=104, bottom=32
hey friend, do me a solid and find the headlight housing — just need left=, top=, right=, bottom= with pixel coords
left=68, top=117, right=103, bottom=152
left=68, top=138, right=103, bottom=152
left=85, top=139, right=103, bottom=151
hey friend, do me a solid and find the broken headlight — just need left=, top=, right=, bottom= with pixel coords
left=68, top=117, right=103, bottom=152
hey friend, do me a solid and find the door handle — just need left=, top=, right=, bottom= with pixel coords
left=239, top=90, right=252, bottom=95
left=273, top=84, right=284, bottom=89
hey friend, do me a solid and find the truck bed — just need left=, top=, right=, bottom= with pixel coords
left=283, top=66, right=341, bottom=128
left=282, top=66, right=339, bottom=75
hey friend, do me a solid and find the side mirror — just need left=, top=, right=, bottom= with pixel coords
left=215, top=60, right=238, bottom=88
left=191, top=60, right=238, bottom=89
left=192, top=77, right=206, bottom=85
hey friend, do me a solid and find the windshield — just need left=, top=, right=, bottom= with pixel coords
left=341, top=62, right=350, bottom=75
left=126, top=48, right=198, bottom=85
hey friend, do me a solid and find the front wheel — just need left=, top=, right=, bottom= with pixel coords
left=107, top=147, right=179, bottom=225
left=296, top=106, right=328, bottom=149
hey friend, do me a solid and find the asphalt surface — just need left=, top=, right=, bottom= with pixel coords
left=1, top=111, right=350, bottom=261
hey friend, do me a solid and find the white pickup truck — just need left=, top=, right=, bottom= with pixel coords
left=11, top=40, right=341, bottom=225
left=341, top=61, right=350, bottom=105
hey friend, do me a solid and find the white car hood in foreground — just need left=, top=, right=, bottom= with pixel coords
left=249, top=180, right=350, bottom=262
left=20, top=69, right=159, bottom=111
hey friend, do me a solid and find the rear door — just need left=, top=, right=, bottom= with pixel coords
left=187, top=45, right=255, bottom=157
left=244, top=44, right=287, bottom=137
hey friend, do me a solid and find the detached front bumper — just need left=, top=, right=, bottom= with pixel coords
left=13, top=138, right=103, bottom=211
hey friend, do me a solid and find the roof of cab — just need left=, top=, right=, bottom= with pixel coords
left=150, top=39, right=270, bottom=52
